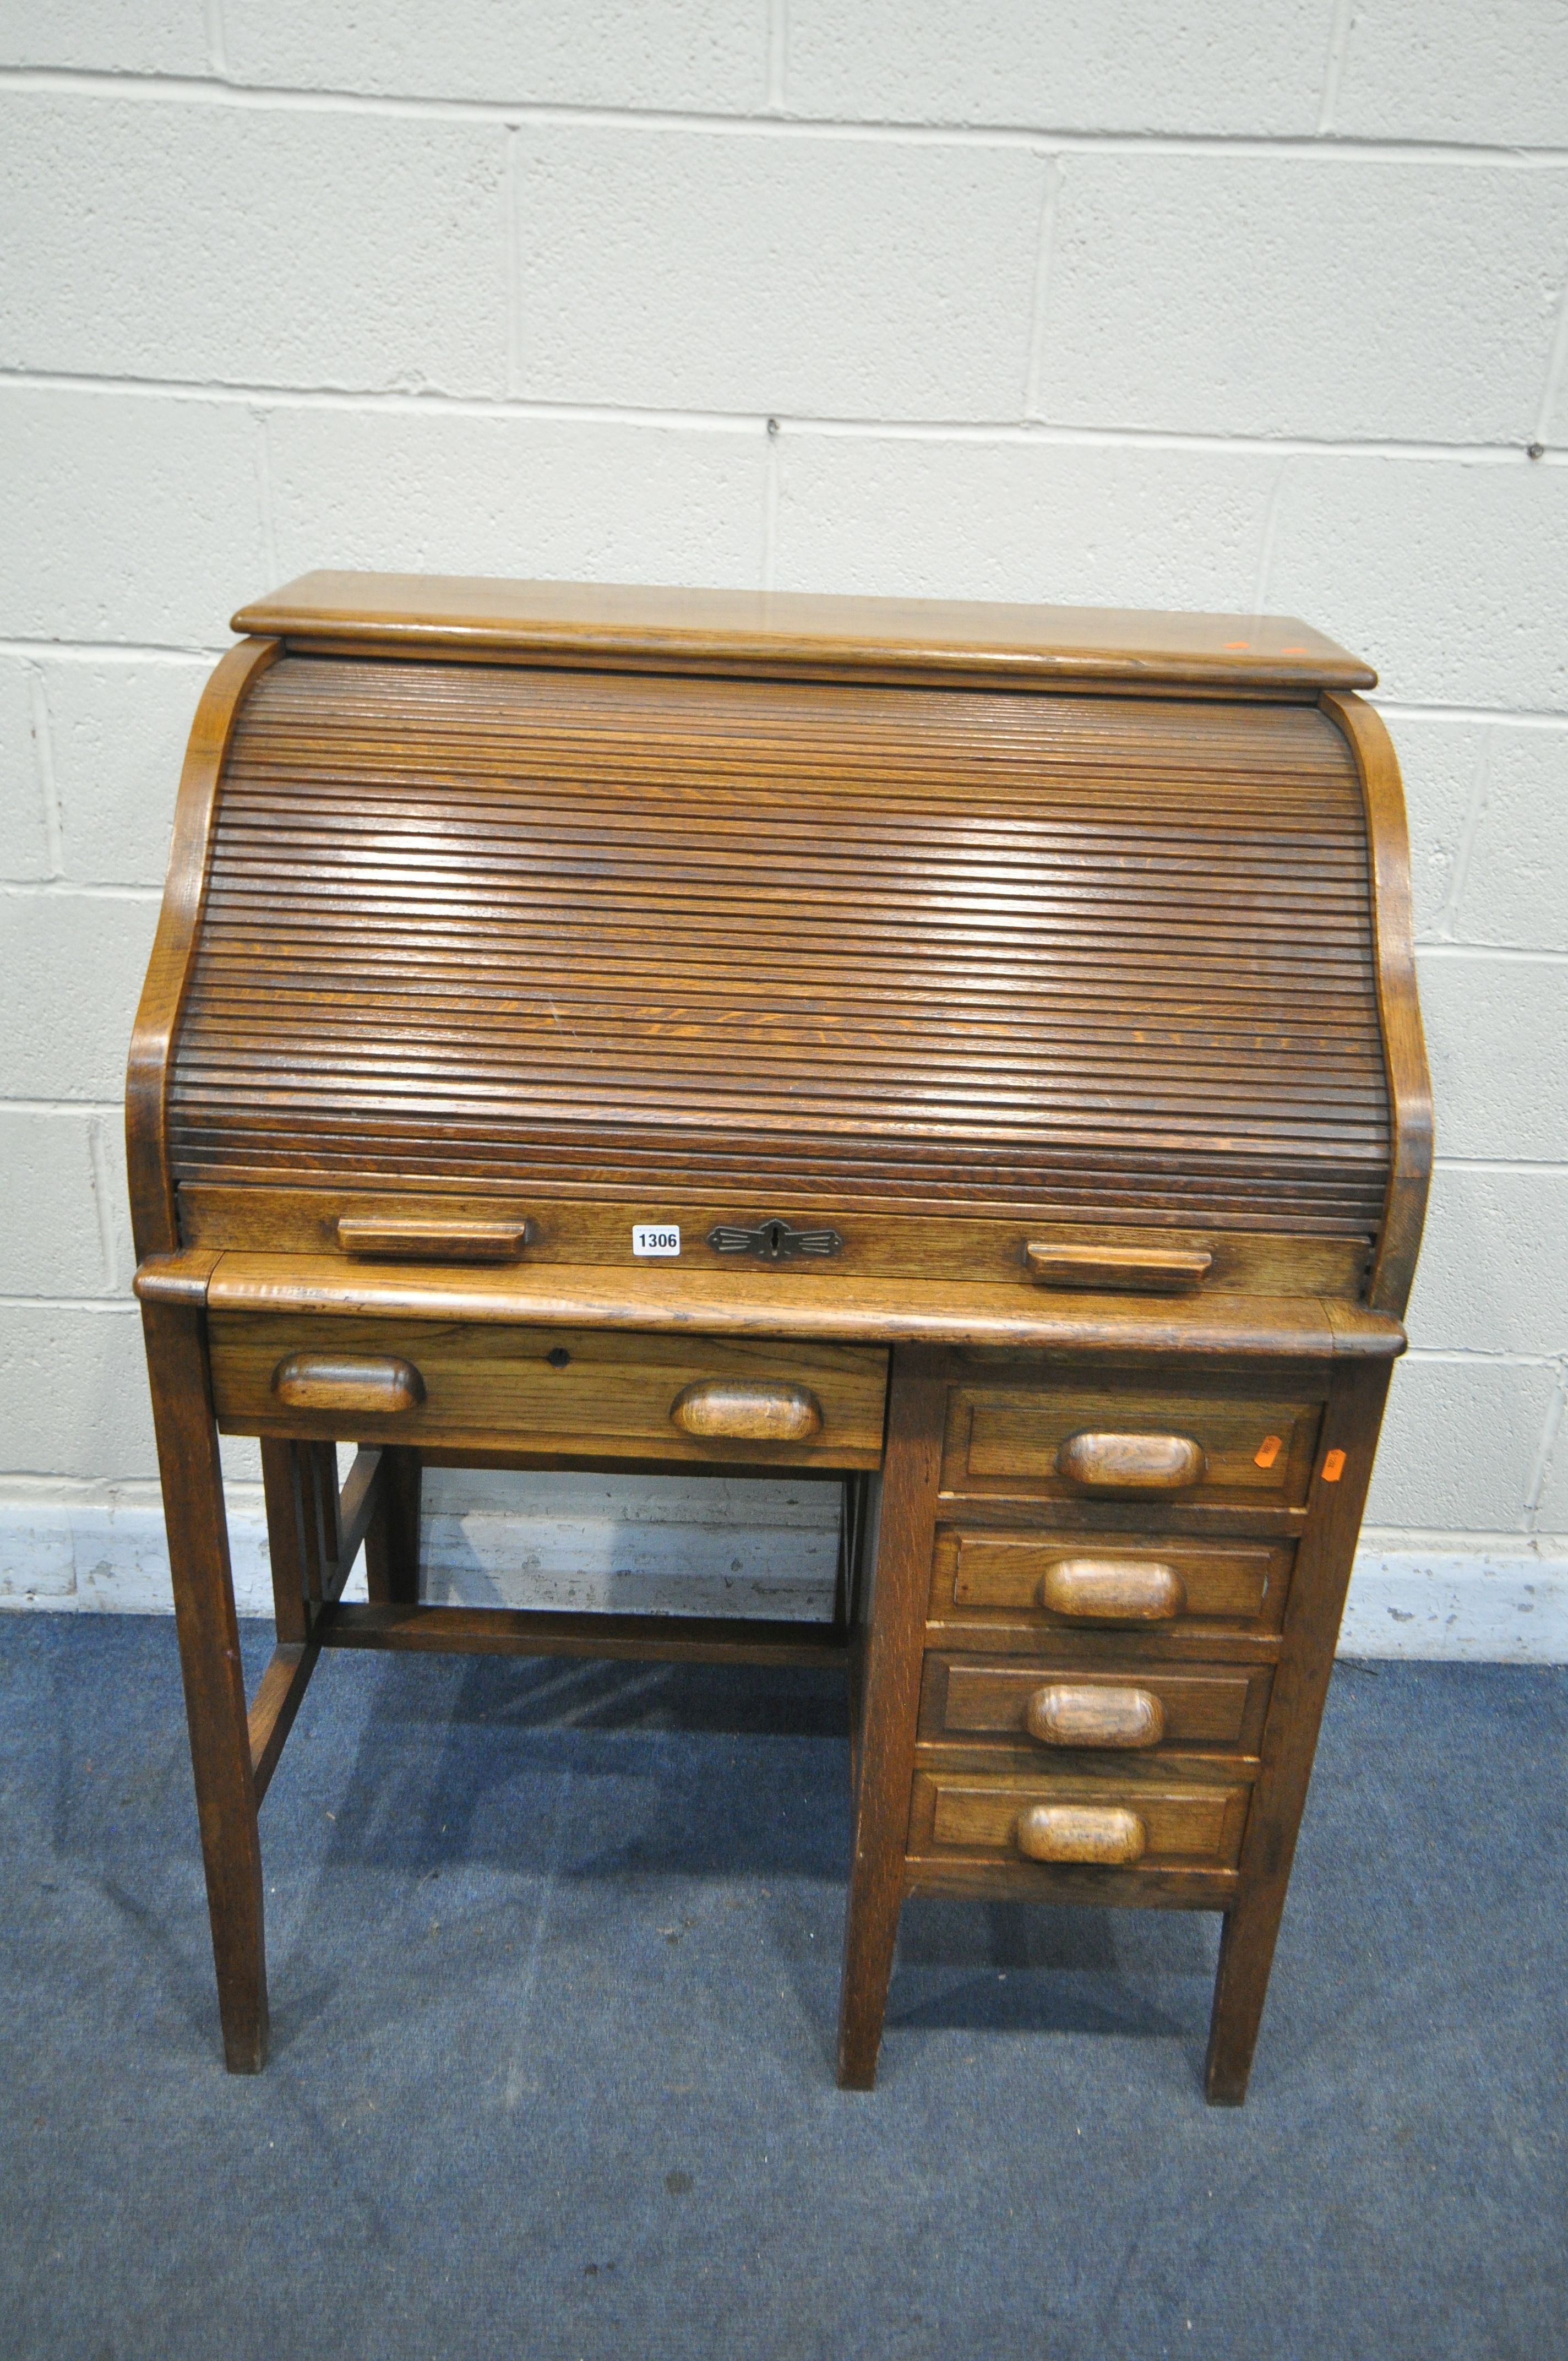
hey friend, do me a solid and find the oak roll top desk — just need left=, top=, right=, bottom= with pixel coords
left=127, top=574, right=1430, bottom=2092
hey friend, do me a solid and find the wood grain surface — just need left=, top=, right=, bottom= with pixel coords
left=126, top=580, right=1428, bottom=2095
left=1016, top=1803, right=1148, bottom=1864
left=210, top=1313, right=887, bottom=1468
left=164, top=656, right=1392, bottom=1247
left=914, top=1771, right=1251, bottom=1867
left=1320, top=692, right=1433, bottom=1318
left=126, top=637, right=279, bottom=1257
left=231, top=572, right=1376, bottom=694
left=179, top=1187, right=1370, bottom=1298
left=1055, top=1429, right=1208, bottom=1492
left=923, top=1658, right=1270, bottom=1752
left=187, top=1252, right=1406, bottom=1358
left=946, top=1374, right=1325, bottom=1506
left=935, top=1532, right=1292, bottom=1631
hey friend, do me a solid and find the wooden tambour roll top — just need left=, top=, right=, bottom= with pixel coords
left=128, top=574, right=1429, bottom=1322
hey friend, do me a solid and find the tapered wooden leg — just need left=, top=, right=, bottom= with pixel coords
left=837, top=1348, right=947, bottom=2090
left=1204, top=1356, right=1392, bottom=2104
left=142, top=1296, right=268, bottom=2073
left=364, top=1445, right=422, bottom=1604
left=1204, top=1891, right=1292, bottom=2106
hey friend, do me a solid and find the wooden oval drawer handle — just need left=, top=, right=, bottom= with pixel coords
left=1017, top=1804, right=1147, bottom=1867
left=271, top=1353, right=425, bottom=1414
left=1040, top=1558, right=1187, bottom=1622
left=669, top=1380, right=823, bottom=1443
left=1057, top=1431, right=1206, bottom=1491
left=1026, top=1684, right=1167, bottom=1750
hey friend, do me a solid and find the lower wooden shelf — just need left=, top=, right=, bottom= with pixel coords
left=319, top=1598, right=851, bottom=1669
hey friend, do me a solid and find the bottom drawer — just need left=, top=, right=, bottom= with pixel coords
left=909, top=1770, right=1250, bottom=1871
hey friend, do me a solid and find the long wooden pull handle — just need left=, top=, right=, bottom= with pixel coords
left=336, top=1215, right=533, bottom=1263
left=1057, top=1431, right=1206, bottom=1492
left=272, top=1353, right=425, bottom=1414
left=669, top=1380, right=823, bottom=1443
left=1025, top=1242, right=1212, bottom=1293
left=1040, top=1558, right=1188, bottom=1622
left=1026, top=1684, right=1167, bottom=1749
left=1016, top=1804, right=1147, bottom=1866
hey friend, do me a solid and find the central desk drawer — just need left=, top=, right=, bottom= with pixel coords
left=943, top=1374, right=1325, bottom=1509
left=208, top=1313, right=889, bottom=1468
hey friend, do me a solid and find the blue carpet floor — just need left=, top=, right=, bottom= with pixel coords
left=0, top=1615, right=1562, bottom=2360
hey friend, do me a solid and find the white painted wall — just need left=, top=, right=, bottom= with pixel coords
left=2, top=4, right=1566, bottom=1657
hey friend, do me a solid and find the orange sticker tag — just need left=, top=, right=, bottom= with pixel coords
left=1254, top=1435, right=1283, bottom=1469
left=1321, top=1449, right=1346, bottom=1483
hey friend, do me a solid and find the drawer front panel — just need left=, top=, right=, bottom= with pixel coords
left=930, top=1529, right=1293, bottom=1636
left=209, top=1313, right=888, bottom=1467
left=921, top=1657, right=1270, bottom=1754
left=944, top=1378, right=1323, bottom=1508
left=911, top=1771, right=1250, bottom=1870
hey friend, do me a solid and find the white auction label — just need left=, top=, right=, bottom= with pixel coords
left=632, top=1223, right=681, bottom=1258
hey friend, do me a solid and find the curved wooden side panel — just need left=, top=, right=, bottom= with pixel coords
left=1319, top=692, right=1433, bottom=1317
left=125, top=638, right=281, bottom=1257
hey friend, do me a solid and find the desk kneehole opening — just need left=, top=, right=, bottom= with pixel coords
left=669, top=1379, right=823, bottom=1443
left=1026, top=1683, right=1167, bottom=1750
left=1039, top=1557, right=1188, bottom=1623
left=1016, top=1803, right=1147, bottom=1867
left=1056, top=1430, right=1207, bottom=1492
left=271, top=1352, right=426, bottom=1415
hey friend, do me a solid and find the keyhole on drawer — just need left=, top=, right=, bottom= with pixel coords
left=546, top=1347, right=571, bottom=1369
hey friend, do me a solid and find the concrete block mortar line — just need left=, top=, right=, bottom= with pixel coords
left=84, top=1117, right=119, bottom=1292
left=0, top=638, right=230, bottom=666
left=1249, top=454, right=1289, bottom=613
left=766, top=0, right=788, bottom=114
left=3, top=66, right=1568, bottom=166
left=203, top=0, right=227, bottom=82
left=1416, top=943, right=1568, bottom=965
left=1401, top=1349, right=1564, bottom=1368
left=1434, top=729, right=1495, bottom=942
left=23, top=665, right=63, bottom=878
left=0, top=1295, right=139, bottom=1315
left=505, top=123, right=522, bottom=399
left=2, top=882, right=161, bottom=904
left=1022, top=154, right=1062, bottom=420
left=249, top=409, right=278, bottom=584
left=1358, top=1527, right=1568, bottom=1552
left=1430, top=1155, right=1568, bottom=1173
left=1371, top=701, right=1568, bottom=730
left=1533, top=252, right=1568, bottom=447
left=1316, top=0, right=1354, bottom=139
left=8, top=367, right=1568, bottom=466
left=1, top=1099, right=124, bottom=1116
left=761, top=418, right=781, bottom=591
left=1522, top=1359, right=1568, bottom=1533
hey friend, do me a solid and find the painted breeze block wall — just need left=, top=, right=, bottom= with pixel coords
left=2, top=2, right=1566, bottom=1655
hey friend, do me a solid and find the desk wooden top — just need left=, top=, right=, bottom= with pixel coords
left=232, top=572, right=1376, bottom=695
left=136, top=1251, right=1406, bottom=1359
